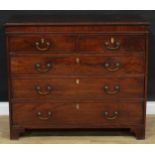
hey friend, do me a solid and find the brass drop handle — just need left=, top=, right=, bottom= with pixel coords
left=103, top=85, right=120, bottom=95
left=103, top=111, right=119, bottom=120
left=35, top=63, right=52, bottom=73
left=104, top=62, right=121, bottom=72
left=104, top=37, right=121, bottom=50
left=35, top=38, right=51, bottom=51
left=35, top=85, right=52, bottom=95
left=37, top=111, right=52, bottom=120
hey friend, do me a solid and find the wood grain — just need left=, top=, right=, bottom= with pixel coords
left=10, top=55, right=145, bottom=76
left=11, top=77, right=144, bottom=100
left=12, top=101, right=143, bottom=128
left=6, top=15, right=149, bottom=139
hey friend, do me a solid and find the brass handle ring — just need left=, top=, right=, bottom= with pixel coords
left=103, top=85, right=120, bottom=95
left=103, top=111, right=119, bottom=120
left=37, top=111, right=52, bottom=120
left=35, top=85, right=52, bottom=95
left=104, top=62, right=121, bottom=72
left=35, top=63, right=52, bottom=73
left=35, top=38, right=51, bottom=51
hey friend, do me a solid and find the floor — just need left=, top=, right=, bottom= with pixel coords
left=0, top=116, right=155, bottom=144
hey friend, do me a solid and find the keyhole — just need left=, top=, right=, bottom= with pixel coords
left=76, top=79, right=80, bottom=84
left=41, top=38, right=45, bottom=44
left=76, top=104, right=80, bottom=110
left=111, top=37, right=115, bottom=44
left=76, top=57, right=80, bottom=64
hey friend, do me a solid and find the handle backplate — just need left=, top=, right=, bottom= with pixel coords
left=35, top=38, right=51, bottom=51
left=104, top=37, right=121, bottom=50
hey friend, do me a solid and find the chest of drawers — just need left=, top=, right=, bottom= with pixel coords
left=5, top=15, right=149, bottom=139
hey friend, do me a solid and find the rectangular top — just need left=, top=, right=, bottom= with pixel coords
left=5, top=14, right=149, bottom=26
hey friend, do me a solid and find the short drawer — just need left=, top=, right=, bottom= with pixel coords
left=10, top=55, right=145, bottom=76
left=11, top=77, right=144, bottom=100
left=79, top=35, right=145, bottom=53
left=12, top=101, right=143, bottom=128
left=8, top=35, right=75, bottom=52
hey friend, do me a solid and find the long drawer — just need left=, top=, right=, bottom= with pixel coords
left=10, top=55, right=145, bottom=76
left=8, top=34, right=145, bottom=53
left=12, top=101, right=143, bottom=128
left=11, top=77, right=144, bottom=100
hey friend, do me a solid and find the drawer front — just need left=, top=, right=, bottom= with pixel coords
left=11, top=55, right=145, bottom=76
left=8, top=34, right=146, bottom=54
left=8, top=35, right=75, bottom=52
left=12, top=101, right=143, bottom=128
left=79, top=35, right=145, bottom=53
left=11, top=77, right=144, bottom=100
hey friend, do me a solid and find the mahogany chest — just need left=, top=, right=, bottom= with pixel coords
left=5, top=15, right=149, bottom=139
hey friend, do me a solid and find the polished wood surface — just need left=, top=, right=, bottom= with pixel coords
left=8, top=34, right=145, bottom=53
left=8, top=35, right=75, bottom=52
left=11, top=77, right=144, bottom=100
left=6, top=15, right=149, bottom=140
left=12, top=101, right=143, bottom=128
left=5, top=14, right=148, bottom=26
left=78, top=35, right=145, bottom=52
left=5, top=26, right=148, bottom=33
left=10, top=55, right=145, bottom=76
left=1, top=116, right=155, bottom=144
